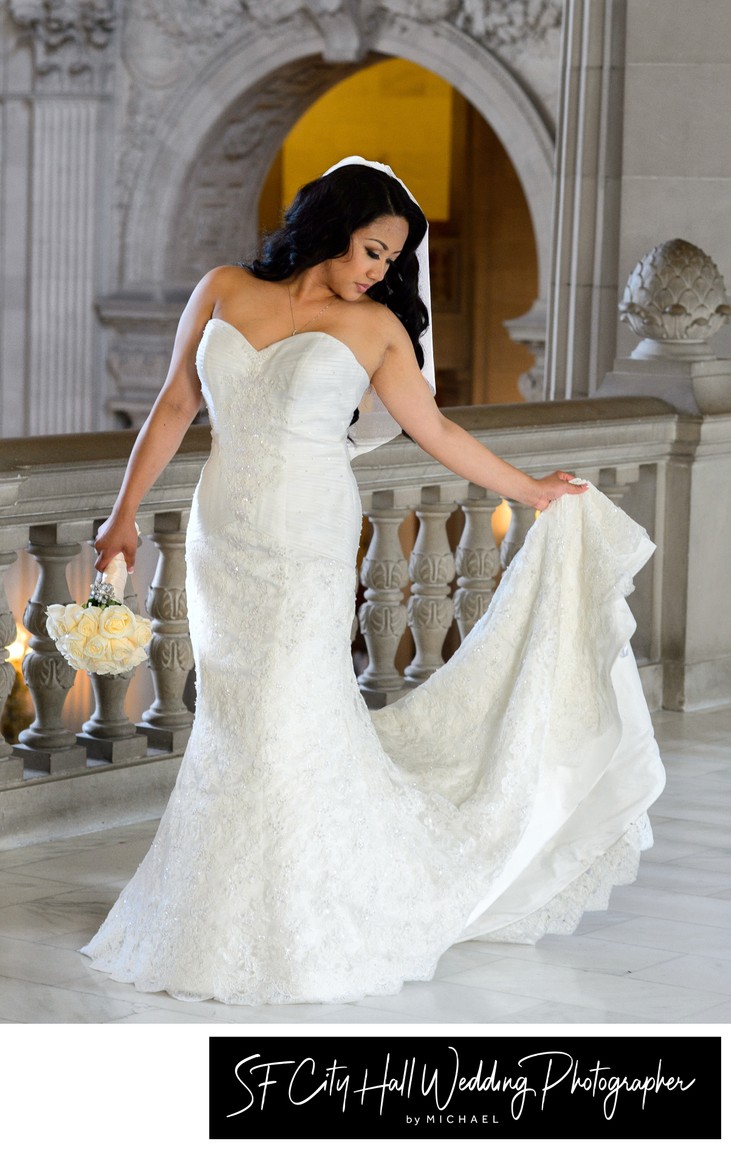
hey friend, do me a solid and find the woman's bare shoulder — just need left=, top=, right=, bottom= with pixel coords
left=199, top=264, right=257, bottom=295
left=341, top=299, right=418, bottom=378
left=359, top=298, right=414, bottom=352
left=353, top=297, right=400, bottom=334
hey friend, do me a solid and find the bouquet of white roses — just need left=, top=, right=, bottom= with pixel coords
left=46, top=546, right=152, bottom=677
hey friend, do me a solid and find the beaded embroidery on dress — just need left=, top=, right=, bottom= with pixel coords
left=80, top=318, right=666, bottom=1005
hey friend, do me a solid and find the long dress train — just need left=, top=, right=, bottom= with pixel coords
left=80, top=318, right=665, bottom=1005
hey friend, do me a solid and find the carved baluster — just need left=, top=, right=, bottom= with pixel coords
left=76, top=541, right=149, bottom=762
left=599, top=465, right=638, bottom=505
left=499, top=500, right=536, bottom=570
left=78, top=669, right=150, bottom=761
left=0, top=549, right=24, bottom=781
left=136, top=517, right=194, bottom=750
left=453, top=493, right=502, bottom=641
left=599, top=482, right=631, bottom=505
left=15, top=537, right=86, bottom=774
left=404, top=496, right=456, bottom=685
left=357, top=504, right=409, bottom=708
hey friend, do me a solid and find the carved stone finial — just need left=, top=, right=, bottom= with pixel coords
left=619, top=238, right=731, bottom=361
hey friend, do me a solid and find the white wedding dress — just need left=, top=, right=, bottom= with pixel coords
left=80, top=317, right=666, bottom=1005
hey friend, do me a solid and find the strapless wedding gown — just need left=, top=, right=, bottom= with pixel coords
left=80, top=317, right=665, bottom=1005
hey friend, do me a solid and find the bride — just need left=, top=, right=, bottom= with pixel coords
left=80, top=157, right=665, bottom=1005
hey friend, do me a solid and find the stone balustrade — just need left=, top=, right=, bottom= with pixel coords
left=352, top=396, right=685, bottom=708
left=0, top=395, right=716, bottom=846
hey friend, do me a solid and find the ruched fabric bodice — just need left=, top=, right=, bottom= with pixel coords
left=191, top=318, right=370, bottom=564
left=81, top=319, right=665, bottom=1006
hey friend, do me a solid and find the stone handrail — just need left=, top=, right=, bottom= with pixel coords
left=0, top=396, right=690, bottom=842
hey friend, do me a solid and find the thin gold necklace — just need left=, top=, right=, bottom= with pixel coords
left=287, top=283, right=335, bottom=335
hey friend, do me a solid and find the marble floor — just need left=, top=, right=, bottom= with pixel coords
left=0, top=704, right=729, bottom=1026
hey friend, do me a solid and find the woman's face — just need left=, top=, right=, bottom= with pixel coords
left=329, top=214, right=410, bottom=301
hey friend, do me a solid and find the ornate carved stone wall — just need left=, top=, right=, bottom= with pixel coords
left=2, top=0, right=563, bottom=432
left=166, top=57, right=368, bottom=286
left=2, top=0, right=119, bottom=434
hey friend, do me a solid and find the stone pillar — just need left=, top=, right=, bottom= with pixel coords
left=75, top=538, right=149, bottom=761
left=78, top=669, right=149, bottom=763
left=598, top=239, right=731, bottom=709
left=657, top=414, right=731, bottom=711
left=0, top=547, right=24, bottom=782
left=357, top=502, right=410, bottom=708
left=136, top=516, right=194, bottom=751
left=499, top=501, right=536, bottom=570
left=6, top=1, right=119, bottom=435
left=545, top=0, right=627, bottom=399
left=28, top=98, right=100, bottom=433
left=453, top=492, right=502, bottom=640
left=404, top=497, right=456, bottom=685
left=15, top=535, right=86, bottom=774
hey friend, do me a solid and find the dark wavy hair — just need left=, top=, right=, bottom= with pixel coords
left=245, top=163, right=429, bottom=369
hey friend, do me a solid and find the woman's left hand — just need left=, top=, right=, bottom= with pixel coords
left=531, top=471, right=588, bottom=512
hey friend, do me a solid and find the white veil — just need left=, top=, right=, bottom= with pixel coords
left=322, top=156, right=435, bottom=457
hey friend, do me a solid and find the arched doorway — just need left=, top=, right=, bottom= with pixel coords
left=101, top=16, right=555, bottom=426
left=259, top=57, right=538, bottom=407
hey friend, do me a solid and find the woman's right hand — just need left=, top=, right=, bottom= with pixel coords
left=94, top=515, right=140, bottom=575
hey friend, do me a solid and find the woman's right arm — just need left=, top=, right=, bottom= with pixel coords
left=94, top=268, right=228, bottom=574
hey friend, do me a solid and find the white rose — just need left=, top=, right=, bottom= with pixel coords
left=99, top=605, right=137, bottom=640
left=64, top=603, right=83, bottom=629
left=84, top=634, right=111, bottom=662
left=46, top=604, right=67, bottom=639
left=110, top=637, right=136, bottom=663
left=76, top=607, right=100, bottom=638
left=134, top=619, right=152, bottom=647
left=48, top=602, right=84, bottom=639
left=60, top=634, right=88, bottom=663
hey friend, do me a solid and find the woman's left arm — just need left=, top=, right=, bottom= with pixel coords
left=371, top=327, right=586, bottom=512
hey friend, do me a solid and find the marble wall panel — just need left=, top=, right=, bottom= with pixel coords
left=626, top=0, right=731, bottom=64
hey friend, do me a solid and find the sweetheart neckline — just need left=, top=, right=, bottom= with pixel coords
left=205, top=317, right=370, bottom=381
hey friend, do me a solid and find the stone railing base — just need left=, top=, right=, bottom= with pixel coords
left=0, top=752, right=181, bottom=851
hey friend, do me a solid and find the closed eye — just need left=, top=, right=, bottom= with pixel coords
left=367, top=249, right=394, bottom=266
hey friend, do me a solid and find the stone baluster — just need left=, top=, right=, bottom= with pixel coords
left=0, top=549, right=24, bottom=782
left=357, top=502, right=410, bottom=708
left=598, top=465, right=639, bottom=505
left=79, top=669, right=149, bottom=762
left=136, top=515, right=194, bottom=750
left=76, top=535, right=149, bottom=762
left=15, top=534, right=86, bottom=773
left=404, top=494, right=456, bottom=686
left=499, top=500, right=536, bottom=570
left=453, top=492, right=502, bottom=641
